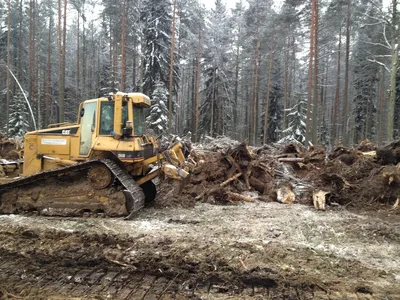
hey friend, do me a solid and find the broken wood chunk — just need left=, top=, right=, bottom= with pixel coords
left=276, top=183, right=295, bottom=204
left=313, top=190, right=329, bottom=211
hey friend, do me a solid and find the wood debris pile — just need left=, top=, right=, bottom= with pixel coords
left=158, top=137, right=400, bottom=212
left=0, top=133, right=22, bottom=160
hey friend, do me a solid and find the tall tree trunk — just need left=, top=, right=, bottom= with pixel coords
left=120, top=0, right=127, bottom=91
left=332, top=28, right=342, bottom=147
left=37, top=48, right=41, bottom=129
left=342, top=0, right=351, bottom=145
left=210, top=69, right=216, bottom=137
left=6, top=0, right=11, bottom=134
left=58, top=0, right=67, bottom=123
left=263, top=50, right=274, bottom=145
left=29, top=0, right=36, bottom=128
left=18, top=0, right=23, bottom=80
left=233, top=29, right=240, bottom=140
left=191, top=59, right=196, bottom=134
left=76, top=10, right=80, bottom=99
left=168, top=0, right=177, bottom=133
left=185, top=63, right=191, bottom=132
left=312, top=0, right=319, bottom=144
left=320, top=51, right=328, bottom=141
left=250, top=28, right=260, bottom=145
left=57, top=0, right=62, bottom=122
left=289, top=36, right=295, bottom=108
left=82, top=27, right=86, bottom=99
left=133, top=45, right=137, bottom=89
left=378, top=67, right=385, bottom=144
left=45, top=15, right=52, bottom=128
left=194, top=29, right=201, bottom=142
left=306, top=0, right=316, bottom=143
left=387, top=0, right=399, bottom=142
left=283, top=36, right=290, bottom=131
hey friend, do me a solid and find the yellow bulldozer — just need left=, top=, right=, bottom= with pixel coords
left=0, top=92, right=193, bottom=218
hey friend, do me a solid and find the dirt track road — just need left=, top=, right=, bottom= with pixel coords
left=0, top=202, right=400, bottom=299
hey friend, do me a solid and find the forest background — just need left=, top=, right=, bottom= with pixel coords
left=0, top=0, right=399, bottom=148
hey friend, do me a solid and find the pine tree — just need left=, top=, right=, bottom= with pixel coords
left=141, top=0, right=179, bottom=96
left=199, top=0, right=231, bottom=137
left=7, top=91, right=30, bottom=138
left=146, top=81, right=169, bottom=136
left=260, top=62, right=284, bottom=143
left=279, top=96, right=307, bottom=144
left=352, top=34, right=378, bottom=143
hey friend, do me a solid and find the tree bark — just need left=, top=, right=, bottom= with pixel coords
left=306, top=0, right=316, bottom=144
left=283, top=36, right=290, bottom=131
left=76, top=9, right=80, bottom=99
left=312, top=0, right=319, bottom=144
left=45, top=14, right=52, bottom=128
left=250, top=27, right=260, bottom=145
left=120, top=0, right=127, bottom=91
left=387, top=0, right=399, bottom=142
left=194, top=29, right=201, bottom=142
left=168, top=0, right=177, bottom=133
left=263, top=49, right=274, bottom=145
left=78, top=1, right=86, bottom=99
left=57, top=0, right=62, bottom=122
left=378, top=66, right=385, bottom=145
left=342, top=0, right=351, bottom=145
left=210, top=68, right=216, bottom=137
left=6, top=0, right=11, bottom=134
left=233, top=29, right=240, bottom=140
left=332, top=27, right=342, bottom=147
left=28, top=0, right=36, bottom=129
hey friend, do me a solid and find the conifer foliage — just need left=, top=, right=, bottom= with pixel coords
left=7, top=91, right=30, bottom=138
left=141, top=0, right=178, bottom=96
left=279, top=97, right=307, bottom=144
left=146, top=81, right=169, bottom=136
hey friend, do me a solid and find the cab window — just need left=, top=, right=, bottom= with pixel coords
left=99, top=102, right=114, bottom=135
left=134, top=106, right=144, bottom=135
left=99, top=101, right=129, bottom=135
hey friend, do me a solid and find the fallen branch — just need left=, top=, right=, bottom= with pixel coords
left=278, top=157, right=304, bottom=162
left=220, top=172, right=242, bottom=187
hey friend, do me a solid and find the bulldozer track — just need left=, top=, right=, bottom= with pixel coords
left=0, top=159, right=144, bottom=216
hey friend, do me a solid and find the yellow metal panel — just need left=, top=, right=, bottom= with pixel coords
left=23, top=135, right=42, bottom=176
left=38, top=135, right=71, bottom=155
left=70, top=135, right=80, bottom=157
left=127, top=93, right=151, bottom=108
left=113, top=94, right=123, bottom=136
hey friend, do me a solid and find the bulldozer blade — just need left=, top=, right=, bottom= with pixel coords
left=175, top=174, right=191, bottom=195
left=124, top=190, right=144, bottom=220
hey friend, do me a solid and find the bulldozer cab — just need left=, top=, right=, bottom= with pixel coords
left=78, top=93, right=150, bottom=156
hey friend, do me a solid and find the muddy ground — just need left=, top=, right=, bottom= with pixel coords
left=0, top=201, right=400, bottom=299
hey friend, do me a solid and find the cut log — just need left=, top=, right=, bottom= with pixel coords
left=227, top=192, right=255, bottom=202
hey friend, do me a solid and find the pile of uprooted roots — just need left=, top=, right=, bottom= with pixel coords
left=0, top=133, right=22, bottom=160
left=157, top=137, right=400, bottom=211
